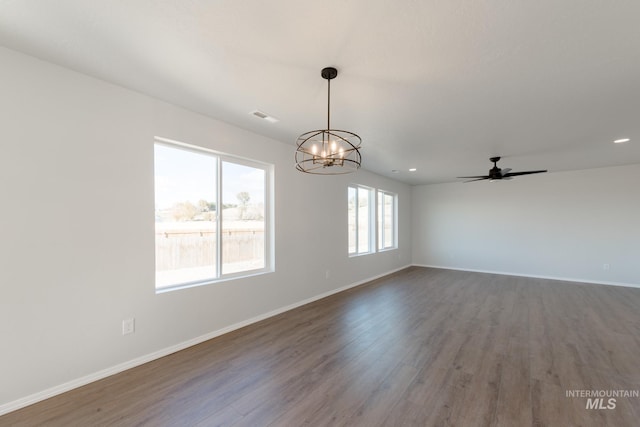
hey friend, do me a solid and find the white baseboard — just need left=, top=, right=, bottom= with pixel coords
left=0, top=264, right=411, bottom=417
left=413, top=264, right=639, bottom=289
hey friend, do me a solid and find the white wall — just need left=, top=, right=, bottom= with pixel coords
left=0, top=47, right=411, bottom=411
left=412, top=164, right=640, bottom=286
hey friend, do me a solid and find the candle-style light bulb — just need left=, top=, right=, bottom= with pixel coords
left=311, top=144, right=317, bottom=155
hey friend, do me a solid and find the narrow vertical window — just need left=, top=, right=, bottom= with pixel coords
left=378, top=190, right=397, bottom=250
left=221, top=161, right=266, bottom=275
left=348, top=186, right=357, bottom=254
left=358, top=188, right=371, bottom=254
left=154, top=145, right=217, bottom=288
left=348, top=185, right=374, bottom=255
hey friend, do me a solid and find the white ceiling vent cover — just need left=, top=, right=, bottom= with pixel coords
left=251, top=110, right=279, bottom=123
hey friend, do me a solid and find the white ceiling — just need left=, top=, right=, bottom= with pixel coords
left=1, top=0, right=639, bottom=185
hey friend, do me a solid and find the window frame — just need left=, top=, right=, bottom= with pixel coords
left=154, top=137, right=273, bottom=292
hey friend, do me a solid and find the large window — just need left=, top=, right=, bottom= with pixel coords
left=377, top=190, right=397, bottom=250
left=348, top=185, right=374, bottom=255
left=154, top=140, right=271, bottom=291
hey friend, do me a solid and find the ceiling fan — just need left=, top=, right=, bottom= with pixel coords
left=458, top=157, right=547, bottom=182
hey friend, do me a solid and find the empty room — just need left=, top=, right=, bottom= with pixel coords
left=1, top=1, right=639, bottom=426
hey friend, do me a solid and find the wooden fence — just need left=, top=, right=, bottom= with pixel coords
left=155, top=229, right=264, bottom=271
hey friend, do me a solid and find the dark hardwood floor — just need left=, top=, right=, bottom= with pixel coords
left=2, top=267, right=640, bottom=426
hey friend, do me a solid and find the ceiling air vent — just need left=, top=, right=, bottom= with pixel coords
left=251, top=110, right=279, bottom=123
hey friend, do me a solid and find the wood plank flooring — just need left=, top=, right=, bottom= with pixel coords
left=2, top=267, right=640, bottom=426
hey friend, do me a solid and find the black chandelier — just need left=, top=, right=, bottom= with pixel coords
left=295, top=67, right=362, bottom=174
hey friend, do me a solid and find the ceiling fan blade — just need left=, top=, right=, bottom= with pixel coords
left=503, top=170, right=547, bottom=177
left=464, top=177, right=490, bottom=183
left=457, top=175, right=489, bottom=179
left=501, top=168, right=511, bottom=175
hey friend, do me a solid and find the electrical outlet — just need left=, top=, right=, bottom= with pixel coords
left=603, top=264, right=610, bottom=271
left=122, top=318, right=135, bottom=335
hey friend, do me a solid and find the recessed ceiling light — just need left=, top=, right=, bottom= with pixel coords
left=251, top=110, right=279, bottom=123
left=614, top=138, right=630, bottom=144
left=409, top=168, right=417, bottom=172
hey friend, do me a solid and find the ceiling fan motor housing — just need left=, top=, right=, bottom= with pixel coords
left=489, top=167, right=503, bottom=179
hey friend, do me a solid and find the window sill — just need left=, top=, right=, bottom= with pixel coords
left=155, top=268, right=274, bottom=294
